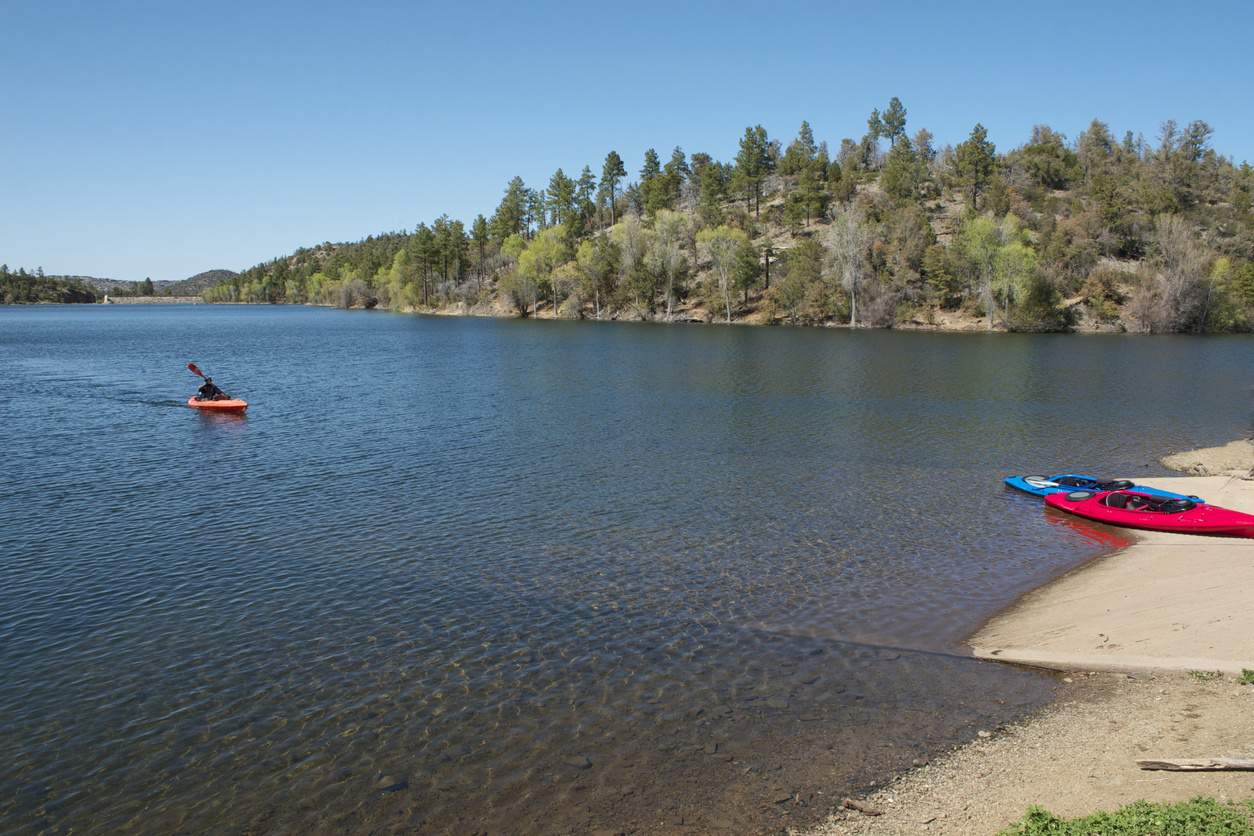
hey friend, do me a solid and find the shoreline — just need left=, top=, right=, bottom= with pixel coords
left=803, top=439, right=1254, bottom=834
left=971, top=470, right=1254, bottom=675
left=216, top=299, right=1149, bottom=334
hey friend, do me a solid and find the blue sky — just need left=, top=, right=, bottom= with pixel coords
left=3, top=0, right=1252, bottom=281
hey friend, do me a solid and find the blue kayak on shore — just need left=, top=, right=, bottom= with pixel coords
left=1004, top=474, right=1205, bottom=502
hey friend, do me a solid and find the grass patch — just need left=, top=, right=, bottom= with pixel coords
left=1000, top=796, right=1254, bottom=835
left=1189, top=669, right=1223, bottom=681
left=1239, top=669, right=1254, bottom=686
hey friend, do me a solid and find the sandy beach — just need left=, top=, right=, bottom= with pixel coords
left=971, top=474, right=1254, bottom=675
left=803, top=440, right=1254, bottom=835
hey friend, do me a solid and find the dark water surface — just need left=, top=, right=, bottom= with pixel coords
left=2, top=306, right=1250, bottom=833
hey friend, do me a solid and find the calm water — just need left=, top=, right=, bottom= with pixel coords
left=1, top=305, right=1250, bottom=833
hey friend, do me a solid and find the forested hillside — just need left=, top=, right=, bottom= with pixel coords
left=1, top=266, right=98, bottom=303
left=0, top=269, right=239, bottom=302
left=164, top=269, right=238, bottom=296
left=204, top=101, right=1254, bottom=333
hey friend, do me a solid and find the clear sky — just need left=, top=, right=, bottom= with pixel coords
left=3, top=0, right=1252, bottom=281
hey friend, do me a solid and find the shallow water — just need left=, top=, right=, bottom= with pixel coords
left=1, top=306, right=1250, bottom=832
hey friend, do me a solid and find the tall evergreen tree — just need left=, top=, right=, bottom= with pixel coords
left=490, top=177, right=527, bottom=242
left=471, top=214, right=489, bottom=290
left=576, top=166, right=597, bottom=224
left=547, top=168, right=576, bottom=226
left=735, top=125, right=773, bottom=218
left=952, top=123, right=997, bottom=208
left=780, top=120, right=818, bottom=174
left=882, top=97, right=907, bottom=146
left=601, top=151, right=626, bottom=224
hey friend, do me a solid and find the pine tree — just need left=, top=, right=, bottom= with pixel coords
left=547, top=168, right=576, bottom=226
left=471, top=215, right=489, bottom=291
left=882, top=97, right=907, bottom=146
left=601, top=151, right=626, bottom=224
left=881, top=137, right=920, bottom=201
left=490, top=177, right=527, bottom=242
left=576, top=166, right=597, bottom=224
left=952, top=123, right=997, bottom=209
left=735, top=125, right=773, bottom=218
left=780, top=120, right=818, bottom=175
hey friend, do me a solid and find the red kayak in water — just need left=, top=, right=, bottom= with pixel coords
left=1045, top=490, right=1254, bottom=539
left=187, top=396, right=248, bottom=413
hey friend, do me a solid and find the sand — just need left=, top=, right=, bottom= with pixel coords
left=1161, top=439, right=1254, bottom=479
left=801, top=444, right=1254, bottom=835
left=971, top=475, right=1254, bottom=675
left=801, top=672, right=1254, bottom=836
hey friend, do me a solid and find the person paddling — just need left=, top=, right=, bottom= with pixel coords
left=187, top=362, right=231, bottom=401
left=195, top=376, right=230, bottom=401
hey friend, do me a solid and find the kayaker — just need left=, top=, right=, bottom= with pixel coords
left=195, top=377, right=230, bottom=401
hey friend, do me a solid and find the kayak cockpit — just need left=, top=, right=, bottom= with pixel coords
left=1102, top=492, right=1197, bottom=514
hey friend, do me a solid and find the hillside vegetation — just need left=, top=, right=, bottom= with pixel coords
left=0, top=268, right=238, bottom=302
left=204, top=101, right=1254, bottom=333
left=1, top=266, right=98, bottom=303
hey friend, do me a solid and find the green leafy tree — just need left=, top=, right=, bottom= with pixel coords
left=956, top=214, right=1002, bottom=328
left=576, top=233, right=620, bottom=319
left=516, top=227, right=569, bottom=317
left=993, top=233, right=1038, bottom=327
left=697, top=225, right=750, bottom=322
left=611, top=214, right=653, bottom=312
left=646, top=208, right=693, bottom=318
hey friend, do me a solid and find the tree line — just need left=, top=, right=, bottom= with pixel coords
left=0, top=265, right=99, bottom=304
left=203, top=100, right=1254, bottom=333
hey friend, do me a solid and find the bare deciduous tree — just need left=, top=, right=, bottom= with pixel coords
left=1128, top=215, right=1211, bottom=333
left=647, top=209, right=694, bottom=319
left=823, top=205, right=874, bottom=326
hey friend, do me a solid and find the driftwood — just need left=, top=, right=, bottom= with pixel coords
left=842, top=798, right=883, bottom=816
left=1137, top=758, right=1254, bottom=772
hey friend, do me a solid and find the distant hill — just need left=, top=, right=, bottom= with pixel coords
left=47, top=269, right=239, bottom=296
left=164, top=269, right=238, bottom=296
left=58, top=275, right=137, bottom=292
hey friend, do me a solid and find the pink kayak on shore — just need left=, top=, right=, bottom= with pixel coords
left=1045, top=490, right=1254, bottom=539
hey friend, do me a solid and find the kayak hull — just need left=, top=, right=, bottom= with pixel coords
left=188, top=396, right=248, bottom=412
left=1005, top=473, right=1203, bottom=502
left=1045, top=490, right=1254, bottom=539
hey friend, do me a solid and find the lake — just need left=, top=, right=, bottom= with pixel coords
left=1, top=305, right=1250, bottom=833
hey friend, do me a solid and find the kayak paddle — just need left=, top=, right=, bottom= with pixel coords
left=187, top=362, right=205, bottom=378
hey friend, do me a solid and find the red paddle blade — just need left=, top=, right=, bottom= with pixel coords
left=187, top=362, right=204, bottom=378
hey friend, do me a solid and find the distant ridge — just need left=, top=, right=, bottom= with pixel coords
left=165, top=269, right=238, bottom=295
left=51, top=269, right=239, bottom=295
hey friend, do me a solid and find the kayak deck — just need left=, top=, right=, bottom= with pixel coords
left=1045, top=490, right=1254, bottom=539
left=187, top=396, right=248, bottom=412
